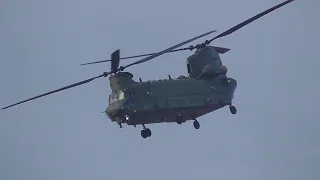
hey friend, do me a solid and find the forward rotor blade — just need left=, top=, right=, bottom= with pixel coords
left=122, top=30, right=217, bottom=68
left=208, top=0, right=295, bottom=43
left=1, top=73, right=109, bottom=110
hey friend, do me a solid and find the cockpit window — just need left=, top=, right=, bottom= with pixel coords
left=109, top=91, right=126, bottom=104
left=109, top=95, right=115, bottom=104
left=118, top=91, right=125, bottom=100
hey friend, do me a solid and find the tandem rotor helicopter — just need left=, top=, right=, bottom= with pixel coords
left=2, top=0, right=295, bottom=138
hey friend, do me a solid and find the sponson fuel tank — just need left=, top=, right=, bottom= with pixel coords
left=186, top=46, right=226, bottom=78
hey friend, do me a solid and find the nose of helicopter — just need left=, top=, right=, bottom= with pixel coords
left=105, top=98, right=136, bottom=119
left=105, top=100, right=124, bottom=117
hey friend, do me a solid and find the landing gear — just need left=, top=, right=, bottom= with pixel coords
left=117, top=121, right=123, bottom=128
left=141, top=128, right=151, bottom=138
left=141, top=124, right=152, bottom=138
left=229, top=105, right=237, bottom=114
left=193, top=120, right=200, bottom=129
left=176, top=114, right=183, bottom=124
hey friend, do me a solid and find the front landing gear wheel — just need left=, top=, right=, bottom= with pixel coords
left=229, top=105, right=237, bottom=114
left=176, top=114, right=183, bottom=124
left=141, top=128, right=152, bottom=138
left=193, top=120, right=200, bottom=129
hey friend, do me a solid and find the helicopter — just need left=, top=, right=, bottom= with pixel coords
left=2, top=0, right=295, bottom=138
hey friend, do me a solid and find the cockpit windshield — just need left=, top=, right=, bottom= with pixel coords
left=109, top=91, right=125, bottom=104
left=118, top=91, right=125, bottom=100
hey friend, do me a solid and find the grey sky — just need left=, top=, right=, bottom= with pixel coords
left=1, top=0, right=319, bottom=179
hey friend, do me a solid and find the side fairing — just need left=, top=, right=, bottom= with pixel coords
left=123, top=77, right=236, bottom=112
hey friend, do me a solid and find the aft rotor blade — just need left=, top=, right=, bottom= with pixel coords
left=123, top=30, right=217, bottom=68
left=208, top=0, right=295, bottom=43
left=1, top=73, right=110, bottom=110
left=80, top=46, right=230, bottom=66
left=110, top=49, right=120, bottom=71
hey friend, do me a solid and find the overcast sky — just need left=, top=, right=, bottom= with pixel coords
left=1, top=0, right=319, bottom=180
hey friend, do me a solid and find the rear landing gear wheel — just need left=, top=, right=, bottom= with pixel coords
left=229, top=105, right=237, bottom=114
left=141, top=130, right=147, bottom=138
left=141, top=128, right=152, bottom=138
left=193, top=120, right=200, bottom=129
left=145, top=128, right=151, bottom=137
